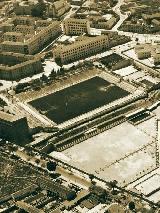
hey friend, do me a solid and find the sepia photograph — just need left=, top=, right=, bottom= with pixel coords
left=0, top=0, right=160, bottom=212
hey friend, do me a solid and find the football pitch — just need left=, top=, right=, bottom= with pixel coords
left=29, top=77, right=129, bottom=123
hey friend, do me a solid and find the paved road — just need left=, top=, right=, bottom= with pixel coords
left=112, top=0, right=160, bottom=43
left=112, top=0, right=128, bottom=31
left=56, top=166, right=91, bottom=189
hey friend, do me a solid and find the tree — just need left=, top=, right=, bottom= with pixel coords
left=89, top=174, right=94, bottom=182
left=41, top=74, right=48, bottom=82
left=59, top=67, right=65, bottom=75
left=35, top=159, right=40, bottom=164
left=55, top=57, right=62, bottom=66
left=31, top=2, right=46, bottom=17
left=56, top=69, right=61, bottom=76
left=128, top=201, right=135, bottom=210
left=8, top=145, right=18, bottom=153
left=49, top=70, right=56, bottom=79
left=66, top=190, right=76, bottom=201
left=108, top=180, right=118, bottom=190
left=47, top=161, right=57, bottom=171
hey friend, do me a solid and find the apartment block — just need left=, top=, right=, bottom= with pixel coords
left=63, top=18, right=91, bottom=35
left=120, top=22, right=148, bottom=33
left=0, top=17, right=62, bottom=54
left=3, top=32, right=24, bottom=42
left=15, top=25, right=35, bottom=35
left=53, top=35, right=109, bottom=64
left=48, top=0, right=71, bottom=18
left=90, top=16, right=117, bottom=30
left=0, top=52, right=43, bottom=80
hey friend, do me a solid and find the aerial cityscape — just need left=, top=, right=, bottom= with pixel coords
left=0, top=0, right=160, bottom=212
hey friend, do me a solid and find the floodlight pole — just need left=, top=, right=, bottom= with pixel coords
left=156, top=119, right=160, bottom=167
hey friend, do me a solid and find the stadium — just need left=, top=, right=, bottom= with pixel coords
left=23, top=68, right=143, bottom=130
left=15, top=67, right=146, bottom=156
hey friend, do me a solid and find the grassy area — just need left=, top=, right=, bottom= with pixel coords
left=29, top=77, right=129, bottom=124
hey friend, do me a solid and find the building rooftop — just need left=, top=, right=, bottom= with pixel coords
left=3, top=31, right=23, bottom=36
left=16, top=201, right=45, bottom=213
left=0, top=110, right=23, bottom=122
left=55, top=35, right=108, bottom=52
left=64, top=18, right=89, bottom=23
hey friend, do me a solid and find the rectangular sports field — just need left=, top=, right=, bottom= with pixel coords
left=63, top=121, right=156, bottom=186
left=29, top=77, right=129, bottom=124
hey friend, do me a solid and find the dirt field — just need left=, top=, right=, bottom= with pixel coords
left=63, top=121, right=157, bottom=186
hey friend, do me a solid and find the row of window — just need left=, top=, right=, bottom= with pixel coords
left=61, top=47, right=105, bottom=62
left=61, top=43, right=107, bottom=57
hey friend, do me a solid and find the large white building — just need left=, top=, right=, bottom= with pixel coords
left=53, top=35, right=109, bottom=64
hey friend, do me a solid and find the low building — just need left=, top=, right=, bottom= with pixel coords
left=13, top=0, right=38, bottom=16
left=14, top=0, right=71, bottom=18
left=0, top=0, right=13, bottom=17
left=37, top=177, right=76, bottom=201
left=0, top=52, right=43, bottom=80
left=135, top=43, right=160, bottom=65
left=70, top=0, right=84, bottom=6
left=0, top=111, right=31, bottom=145
left=152, top=19, right=160, bottom=27
left=153, top=52, right=160, bottom=65
left=90, top=16, right=117, bottom=30
left=12, top=185, right=39, bottom=200
left=120, top=22, right=148, bottom=33
left=63, top=18, right=91, bottom=35
left=142, top=13, right=160, bottom=21
left=135, top=44, right=151, bottom=59
left=16, top=201, right=44, bottom=213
